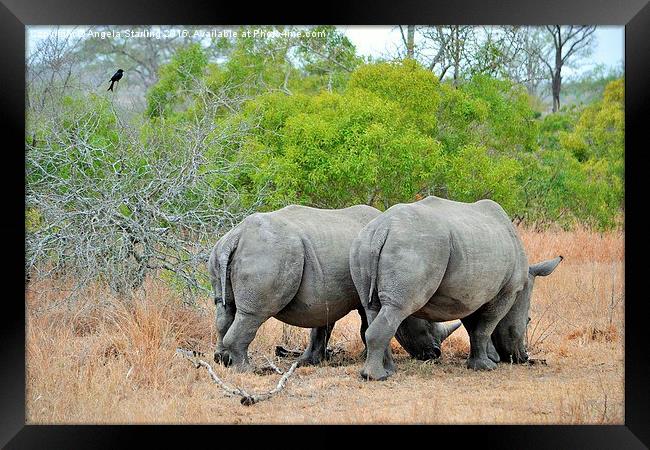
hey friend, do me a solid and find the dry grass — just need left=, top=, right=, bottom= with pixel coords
left=26, top=227, right=624, bottom=424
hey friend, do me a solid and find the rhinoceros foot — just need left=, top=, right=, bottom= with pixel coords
left=466, top=356, right=497, bottom=371
left=214, top=351, right=232, bottom=367
left=232, top=361, right=254, bottom=373
left=360, top=364, right=393, bottom=381
left=487, top=345, right=501, bottom=364
left=297, top=352, right=326, bottom=367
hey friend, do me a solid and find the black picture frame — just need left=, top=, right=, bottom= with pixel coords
left=3, top=0, right=648, bottom=447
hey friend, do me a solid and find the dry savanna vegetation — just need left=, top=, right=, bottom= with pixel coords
left=26, top=226, right=624, bottom=424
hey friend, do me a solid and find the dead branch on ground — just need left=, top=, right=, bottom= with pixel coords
left=176, top=348, right=300, bottom=406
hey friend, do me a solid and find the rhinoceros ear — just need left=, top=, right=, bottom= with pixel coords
left=529, top=256, right=563, bottom=277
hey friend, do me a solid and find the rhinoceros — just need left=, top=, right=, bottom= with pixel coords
left=207, top=204, right=461, bottom=371
left=349, top=196, right=562, bottom=380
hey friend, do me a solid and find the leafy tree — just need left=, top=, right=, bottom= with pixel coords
left=347, top=60, right=441, bottom=135
left=444, top=145, right=523, bottom=213
left=295, top=25, right=362, bottom=92
left=457, top=74, right=538, bottom=154
left=232, top=62, right=446, bottom=209
left=145, top=43, right=208, bottom=118
left=537, top=108, right=580, bottom=151
left=560, top=78, right=624, bottom=210
left=561, top=78, right=624, bottom=164
left=520, top=147, right=620, bottom=229
left=518, top=78, right=623, bottom=229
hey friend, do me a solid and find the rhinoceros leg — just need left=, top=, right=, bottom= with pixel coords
left=358, top=306, right=393, bottom=374
left=462, top=316, right=500, bottom=364
left=221, top=310, right=269, bottom=372
left=361, top=302, right=418, bottom=381
left=358, top=307, right=368, bottom=348
left=297, top=323, right=335, bottom=366
left=487, top=338, right=501, bottom=363
left=462, top=290, right=518, bottom=371
left=360, top=255, right=447, bottom=380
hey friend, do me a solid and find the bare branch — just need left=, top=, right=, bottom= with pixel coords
left=26, top=76, right=267, bottom=301
left=176, top=348, right=301, bottom=406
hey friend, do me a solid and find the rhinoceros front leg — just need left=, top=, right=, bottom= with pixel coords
left=486, top=338, right=501, bottom=363
left=358, top=307, right=368, bottom=349
left=297, top=323, right=335, bottom=366
left=462, top=317, right=500, bottom=364
left=221, top=310, right=268, bottom=372
left=355, top=307, right=371, bottom=360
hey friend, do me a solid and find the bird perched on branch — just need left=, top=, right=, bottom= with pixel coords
left=107, top=69, right=124, bottom=92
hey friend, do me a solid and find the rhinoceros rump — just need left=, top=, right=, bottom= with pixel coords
left=207, top=205, right=460, bottom=371
left=349, top=196, right=562, bottom=380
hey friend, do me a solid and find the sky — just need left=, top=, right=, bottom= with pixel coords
left=341, top=26, right=624, bottom=77
left=28, top=25, right=624, bottom=78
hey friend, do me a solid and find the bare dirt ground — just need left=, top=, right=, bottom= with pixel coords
left=26, top=227, right=624, bottom=424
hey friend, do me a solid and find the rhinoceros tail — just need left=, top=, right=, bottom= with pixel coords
left=217, top=227, right=242, bottom=307
left=367, top=223, right=389, bottom=309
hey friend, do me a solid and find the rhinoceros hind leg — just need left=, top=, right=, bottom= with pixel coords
left=360, top=303, right=414, bottom=381
left=221, top=310, right=268, bottom=372
left=297, top=324, right=334, bottom=366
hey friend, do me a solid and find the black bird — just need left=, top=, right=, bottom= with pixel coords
left=107, top=69, right=124, bottom=92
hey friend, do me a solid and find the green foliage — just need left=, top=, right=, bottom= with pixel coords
left=521, top=147, right=621, bottom=229
left=458, top=75, right=538, bottom=154
left=445, top=145, right=523, bottom=214
left=435, top=82, right=489, bottom=153
left=206, top=26, right=362, bottom=97
left=516, top=78, right=623, bottom=229
left=218, top=62, right=622, bottom=228
left=561, top=78, right=624, bottom=164
left=538, top=109, right=579, bottom=151
left=27, top=94, right=120, bottom=189
left=235, top=82, right=444, bottom=209
left=348, top=60, right=441, bottom=135
left=559, top=78, right=623, bottom=225
left=296, top=25, right=362, bottom=92
left=433, top=75, right=538, bottom=168
left=146, top=44, right=208, bottom=118
left=42, top=46, right=622, bottom=243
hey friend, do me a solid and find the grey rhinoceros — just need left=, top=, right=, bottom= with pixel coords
left=349, top=196, right=562, bottom=380
left=207, top=204, right=461, bottom=371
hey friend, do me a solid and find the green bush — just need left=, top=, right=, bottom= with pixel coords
left=235, top=82, right=444, bottom=209
left=146, top=44, right=208, bottom=118
left=139, top=53, right=623, bottom=229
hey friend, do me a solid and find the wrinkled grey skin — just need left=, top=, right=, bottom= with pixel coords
left=349, top=196, right=563, bottom=380
left=207, top=204, right=461, bottom=372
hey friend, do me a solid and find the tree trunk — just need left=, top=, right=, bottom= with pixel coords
left=552, top=27, right=563, bottom=113
left=406, top=25, right=415, bottom=59
left=551, top=72, right=561, bottom=112
left=452, top=26, right=460, bottom=86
